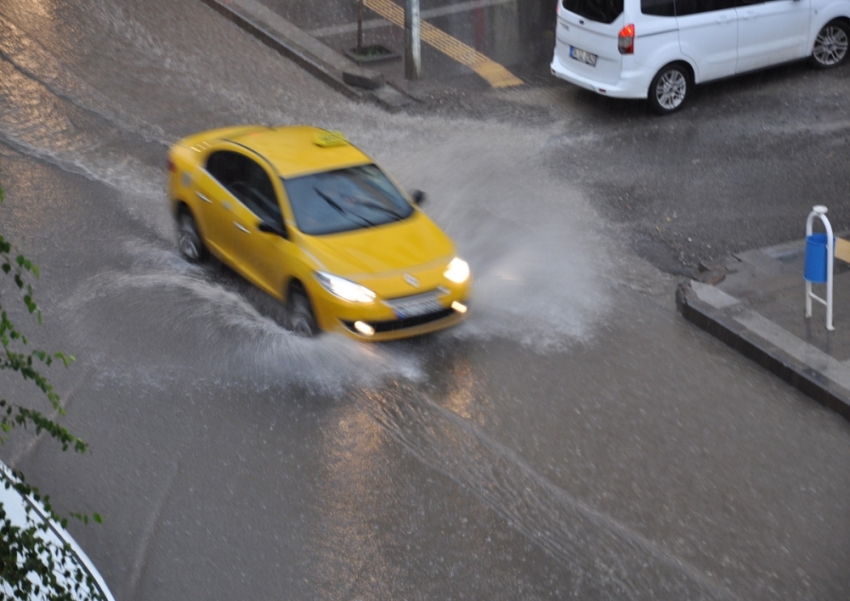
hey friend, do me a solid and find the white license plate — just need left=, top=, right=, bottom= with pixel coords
left=569, top=46, right=597, bottom=67
left=393, top=299, right=443, bottom=319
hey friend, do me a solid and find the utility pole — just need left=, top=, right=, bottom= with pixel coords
left=404, top=0, right=421, bottom=80
left=357, top=0, right=363, bottom=55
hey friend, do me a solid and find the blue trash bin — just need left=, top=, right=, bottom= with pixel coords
left=804, top=233, right=832, bottom=283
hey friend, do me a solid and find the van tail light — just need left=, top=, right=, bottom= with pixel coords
left=618, top=24, right=635, bottom=55
left=167, top=156, right=176, bottom=172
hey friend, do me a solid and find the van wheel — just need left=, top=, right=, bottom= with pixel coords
left=177, top=208, right=208, bottom=262
left=288, top=284, right=319, bottom=337
left=810, top=21, right=849, bottom=69
left=648, top=64, right=690, bottom=115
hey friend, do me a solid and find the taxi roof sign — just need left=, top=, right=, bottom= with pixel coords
left=313, top=131, right=349, bottom=148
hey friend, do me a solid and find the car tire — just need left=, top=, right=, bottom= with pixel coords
left=288, top=284, right=319, bottom=337
left=648, top=63, right=690, bottom=115
left=810, top=20, right=850, bottom=69
left=177, top=208, right=208, bottom=262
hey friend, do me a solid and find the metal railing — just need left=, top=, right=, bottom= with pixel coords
left=804, top=205, right=835, bottom=331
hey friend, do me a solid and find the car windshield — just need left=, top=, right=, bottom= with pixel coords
left=283, top=164, right=415, bottom=236
left=561, top=0, right=623, bottom=24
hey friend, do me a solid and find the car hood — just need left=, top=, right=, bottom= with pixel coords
left=299, top=210, right=455, bottom=279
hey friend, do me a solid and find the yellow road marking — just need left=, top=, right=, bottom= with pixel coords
left=363, top=0, right=523, bottom=88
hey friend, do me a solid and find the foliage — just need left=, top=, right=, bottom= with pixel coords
left=0, top=184, right=104, bottom=600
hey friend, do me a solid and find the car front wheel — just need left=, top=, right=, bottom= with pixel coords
left=648, top=64, right=690, bottom=115
left=288, top=284, right=319, bottom=337
left=177, top=209, right=207, bottom=262
left=810, top=21, right=850, bottom=69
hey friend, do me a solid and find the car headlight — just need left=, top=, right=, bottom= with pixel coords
left=444, top=257, right=470, bottom=284
left=314, top=272, right=376, bottom=303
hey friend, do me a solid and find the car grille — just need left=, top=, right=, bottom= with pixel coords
left=343, top=308, right=456, bottom=334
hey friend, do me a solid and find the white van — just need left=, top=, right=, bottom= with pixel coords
left=550, top=0, right=850, bottom=113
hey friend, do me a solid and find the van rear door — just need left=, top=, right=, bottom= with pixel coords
left=555, top=0, right=626, bottom=85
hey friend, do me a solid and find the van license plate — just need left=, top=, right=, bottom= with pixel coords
left=570, top=46, right=597, bottom=67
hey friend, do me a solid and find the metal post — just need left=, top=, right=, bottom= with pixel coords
left=357, top=0, right=364, bottom=55
left=805, top=205, right=834, bottom=331
left=405, top=0, right=421, bottom=80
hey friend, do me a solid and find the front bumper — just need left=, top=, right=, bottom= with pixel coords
left=311, top=281, right=471, bottom=341
left=341, top=305, right=468, bottom=341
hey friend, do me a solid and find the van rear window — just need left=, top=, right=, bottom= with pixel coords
left=561, top=0, right=624, bottom=24
left=641, top=0, right=675, bottom=16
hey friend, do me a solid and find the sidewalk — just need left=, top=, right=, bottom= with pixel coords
left=199, top=0, right=406, bottom=108
left=677, top=236, right=850, bottom=421
left=199, top=0, right=551, bottom=111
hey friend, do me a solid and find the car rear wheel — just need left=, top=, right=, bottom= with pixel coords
left=649, top=64, right=690, bottom=115
left=810, top=21, right=850, bottom=69
left=177, top=208, right=208, bottom=262
left=288, top=284, right=318, bottom=337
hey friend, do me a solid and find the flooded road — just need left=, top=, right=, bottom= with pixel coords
left=1, top=1, right=849, bottom=599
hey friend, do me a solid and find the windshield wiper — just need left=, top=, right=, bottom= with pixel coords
left=314, top=187, right=376, bottom=227
left=349, top=197, right=405, bottom=221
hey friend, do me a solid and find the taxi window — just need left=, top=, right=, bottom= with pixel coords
left=206, top=150, right=242, bottom=187
left=237, top=159, right=281, bottom=226
left=283, top=165, right=414, bottom=236
left=206, top=151, right=282, bottom=226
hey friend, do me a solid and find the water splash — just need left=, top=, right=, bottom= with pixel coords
left=61, top=239, right=424, bottom=393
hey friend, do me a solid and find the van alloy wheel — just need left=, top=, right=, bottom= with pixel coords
left=811, top=23, right=849, bottom=68
left=649, top=65, right=689, bottom=115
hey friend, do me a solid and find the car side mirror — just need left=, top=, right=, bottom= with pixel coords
left=258, top=220, right=288, bottom=239
left=411, top=190, right=426, bottom=206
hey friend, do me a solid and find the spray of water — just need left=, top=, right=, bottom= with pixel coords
left=62, top=240, right=425, bottom=393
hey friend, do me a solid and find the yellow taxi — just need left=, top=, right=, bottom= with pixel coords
left=167, top=125, right=471, bottom=340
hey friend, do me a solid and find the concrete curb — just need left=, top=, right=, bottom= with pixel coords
left=676, top=281, right=850, bottom=421
left=199, top=0, right=414, bottom=109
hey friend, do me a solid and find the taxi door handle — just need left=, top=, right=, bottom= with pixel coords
left=197, top=192, right=212, bottom=204
left=234, top=222, right=250, bottom=234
